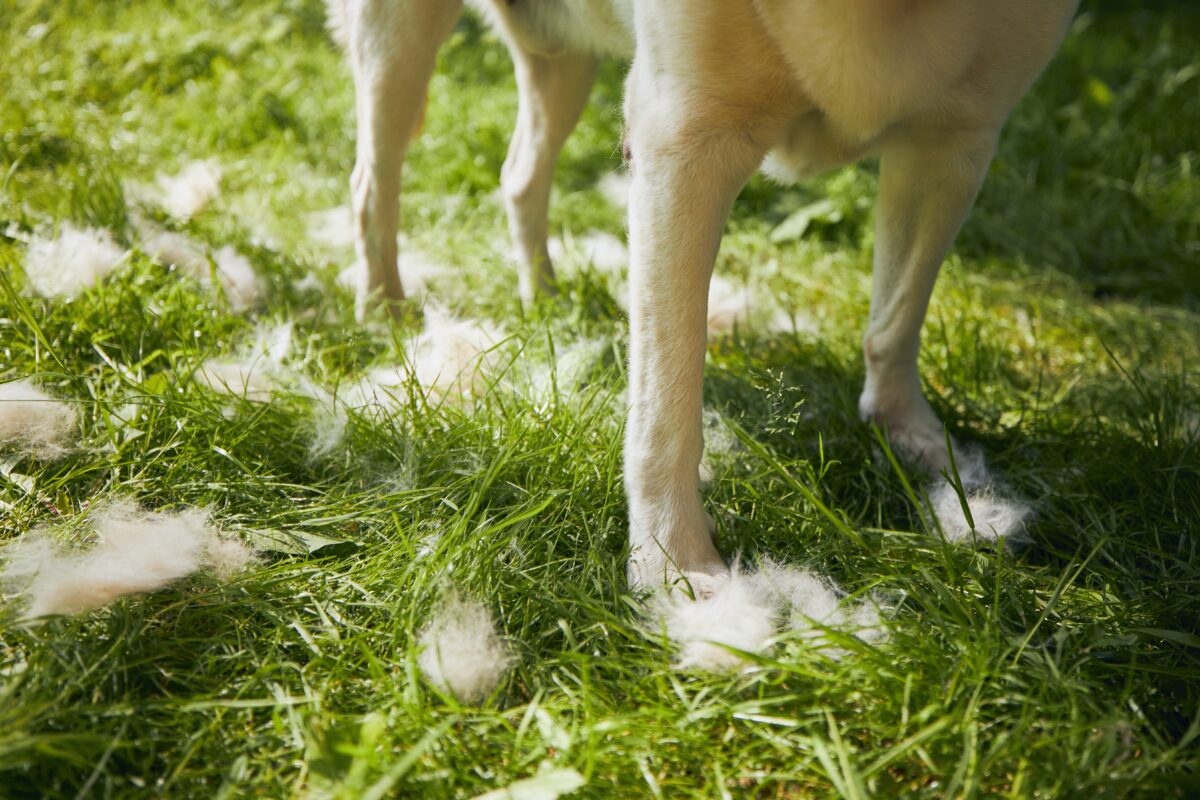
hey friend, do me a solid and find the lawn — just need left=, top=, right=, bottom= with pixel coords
left=2, top=0, right=1199, bottom=797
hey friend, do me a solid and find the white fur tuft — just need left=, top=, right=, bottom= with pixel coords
left=929, top=481, right=1032, bottom=544
left=141, top=229, right=207, bottom=273
left=352, top=307, right=505, bottom=409
left=418, top=590, right=514, bottom=703
left=755, top=559, right=887, bottom=648
left=307, top=205, right=356, bottom=252
left=596, top=171, right=631, bottom=209
left=23, top=225, right=126, bottom=298
left=651, top=560, right=885, bottom=670
left=926, top=448, right=1031, bottom=544
left=333, top=257, right=450, bottom=301
left=0, top=380, right=78, bottom=459
left=527, top=337, right=609, bottom=401
left=193, top=322, right=293, bottom=402
left=0, top=500, right=253, bottom=620
left=155, top=160, right=223, bottom=222
left=308, top=206, right=450, bottom=299
left=706, top=274, right=753, bottom=336
left=212, top=246, right=263, bottom=311
left=203, top=536, right=255, bottom=580
left=548, top=230, right=628, bottom=274
left=140, top=229, right=262, bottom=311
left=410, top=307, right=505, bottom=398
left=397, top=252, right=452, bottom=299
left=767, top=307, right=820, bottom=337
left=617, top=272, right=795, bottom=340
left=654, top=568, right=778, bottom=671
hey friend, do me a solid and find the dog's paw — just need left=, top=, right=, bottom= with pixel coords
left=858, top=389, right=955, bottom=475
left=627, top=547, right=729, bottom=599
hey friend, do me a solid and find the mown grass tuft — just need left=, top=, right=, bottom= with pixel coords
left=1, top=0, right=1198, bottom=797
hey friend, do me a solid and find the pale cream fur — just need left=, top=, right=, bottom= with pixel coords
left=334, top=0, right=1079, bottom=588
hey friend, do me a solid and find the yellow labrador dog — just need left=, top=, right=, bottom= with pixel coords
left=331, top=0, right=1080, bottom=590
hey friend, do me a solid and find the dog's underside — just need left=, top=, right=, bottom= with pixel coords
left=332, top=0, right=1080, bottom=592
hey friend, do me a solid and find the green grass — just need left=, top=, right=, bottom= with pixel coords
left=2, top=0, right=1199, bottom=796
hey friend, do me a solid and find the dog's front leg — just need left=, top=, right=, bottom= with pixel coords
left=623, top=80, right=769, bottom=593
left=348, top=0, right=462, bottom=321
left=859, top=127, right=999, bottom=474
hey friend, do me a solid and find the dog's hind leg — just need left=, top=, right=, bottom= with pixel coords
left=858, top=126, right=998, bottom=475
left=347, top=0, right=463, bottom=321
left=500, top=48, right=597, bottom=304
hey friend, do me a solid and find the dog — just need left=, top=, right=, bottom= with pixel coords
left=330, top=0, right=1080, bottom=592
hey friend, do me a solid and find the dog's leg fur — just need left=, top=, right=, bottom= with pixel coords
left=622, top=6, right=796, bottom=592
left=347, top=0, right=463, bottom=321
left=500, top=48, right=598, bottom=303
left=623, top=119, right=757, bottom=592
left=858, top=127, right=998, bottom=473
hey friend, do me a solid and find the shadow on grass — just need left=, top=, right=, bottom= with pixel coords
left=703, top=328, right=1199, bottom=735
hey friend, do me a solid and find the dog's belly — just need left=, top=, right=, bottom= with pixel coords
left=473, top=0, right=635, bottom=58
left=762, top=112, right=874, bottom=184
left=752, top=0, right=990, bottom=143
left=753, top=0, right=1080, bottom=142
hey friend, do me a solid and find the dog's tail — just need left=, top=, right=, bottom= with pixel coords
left=325, top=0, right=350, bottom=51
